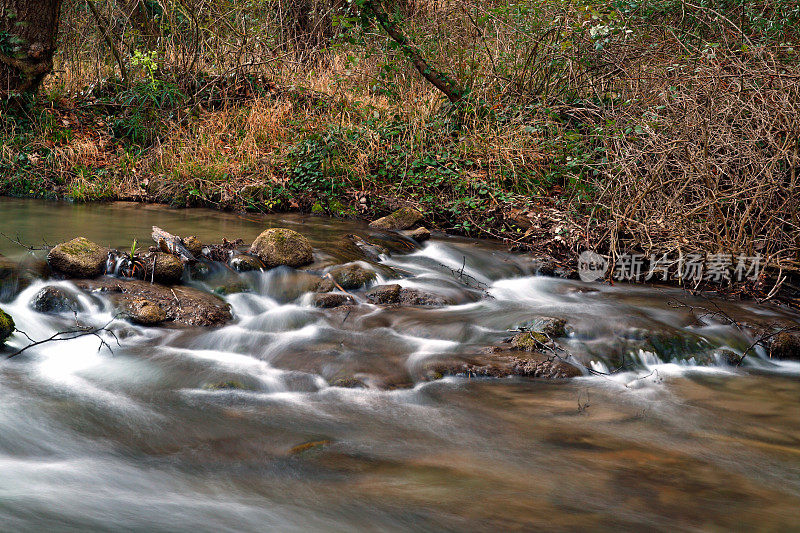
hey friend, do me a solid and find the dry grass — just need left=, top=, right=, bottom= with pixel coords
left=2, top=0, right=798, bottom=292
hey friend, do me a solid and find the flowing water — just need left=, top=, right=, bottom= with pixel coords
left=1, top=198, right=799, bottom=531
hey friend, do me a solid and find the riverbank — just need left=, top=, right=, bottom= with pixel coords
left=2, top=0, right=798, bottom=305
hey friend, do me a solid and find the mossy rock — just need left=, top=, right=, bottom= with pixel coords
left=769, top=331, right=800, bottom=361
left=249, top=228, right=313, bottom=268
left=369, top=207, right=424, bottom=230
left=328, top=199, right=351, bottom=217
left=143, top=252, right=184, bottom=284
left=182, top=235, right=203, bottom=256
left=229, top=254, right=264, bottom=272
left=124, top=298, right=167, bottom=326
left=328, top=263, right=376, bottom=290
left=47, top=237, right=109, bottom=278
left=0, top=308, right=14, bottom=345
left=511, top=331, right=548, bottom=350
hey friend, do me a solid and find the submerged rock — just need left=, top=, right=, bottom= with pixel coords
left=345, top=235, right=390, bottom=262
left=262, top=270, right=334, bottom=302
left=510, top=331, right=549, bottom=349
left=250, top=228, right=313, bottom=268
left=214, top=280, right=250, bottom=296
left=124, top=298, right=167, bottom=325
left=623, top=328, right=710, bottom=362
left=366, top=283, right=401, bottom=304
left=369, top=207, right=424, bottom=230
left=142, top=252, right=184, bottom=284
left=366, top=284, right=453, bottom=307
left=426, top=350, right=582, bottom=380
left=328, top=376, right=367, bottom=389
left=47, top=237, right=109, bottom=278
left=203, top=380, right=250, bottom=391
left=229, top=253, right=264, bottom=272
left=75, top=278, right=232, bottom=327
left=512, top=317, right=569, bottom=339
left=401, top=227, right=431, bottom=242
left=328, top=263, right=376, bottom=290
left=30, top=286, right=80, bottom=314
left=768, top=331, right=800, bottom=361
left=0, top=308, right=13, bottom=345
left=313, top=292, right=355, bottom=308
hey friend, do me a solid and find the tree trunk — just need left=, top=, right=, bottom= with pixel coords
left=363, top=0, right=465, bottom=103
left=1, top=0, right=64, bottom=98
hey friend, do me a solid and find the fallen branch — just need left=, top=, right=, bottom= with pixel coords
left=7, top=316, right=121, bottom=360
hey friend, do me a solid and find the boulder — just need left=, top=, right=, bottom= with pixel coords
left=75, top=278, right=232, bottom=327
left=313, top=292, right=355, bottom=308
left=369, top=207, right=424, bottom=230
left=365, top=284, right=452, bottom=306
left=401, top=227, right=431, bottom=242
left=142, top=252, right=184, bottom=284
left=366, top=284, right=402, bottom=304
left=47, top=237, right=109, bottom=278
left=182, top=235, right=204, bottom=256
left=124, top=298, right=167, bottom=325
left=249, top=228, right=313, bottom=268
left=328, top=263, right=376, bottom=290
left=0, top=308, right=13, bottom=345
left=30, top=286, right=80, bottom=314
left=229, top=253, right=264, bottom=272
left=768, top=331, right=800, bottom=361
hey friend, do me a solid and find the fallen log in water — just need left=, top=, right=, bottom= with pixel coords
left=151, top=226, right=195, bottom=262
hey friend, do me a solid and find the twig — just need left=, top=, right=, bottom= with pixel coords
left=6, top=317, right=121, bottom=360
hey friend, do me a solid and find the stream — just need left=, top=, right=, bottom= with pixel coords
left=0, top=198, right=799, bottom=531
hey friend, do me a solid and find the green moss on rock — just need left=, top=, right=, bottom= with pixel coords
left=0, top=308, right=14, bottom=345
left=511, top=331, right=548, bottom=350
left=369, top=207, right=424, bottom=230
left=47, top=237, right=109, bottom=278
left=143, top=252, right=184, bottom=284
left=249, top=228, right=314, bottom=268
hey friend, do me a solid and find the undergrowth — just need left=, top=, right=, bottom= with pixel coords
left=0, top=0, right=798, bottom=279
